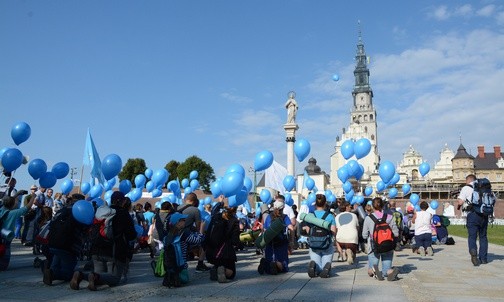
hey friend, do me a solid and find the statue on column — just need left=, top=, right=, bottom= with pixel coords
left=285, top=91, right=298, bottom=124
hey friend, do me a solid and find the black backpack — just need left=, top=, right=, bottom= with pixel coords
left=205, top=203, right=227, bottom=262
left=308, top=210, right=332, bottom=250
left=48, top=207, right=82, bottom=254
left=470, top=178, right=496, bottom=216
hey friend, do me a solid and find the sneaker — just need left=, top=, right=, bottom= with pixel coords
left=258, top=258, right=267, bottom=275
left=319, top=263, right=331, bottom=278
left=427, top=246, right=434, bottom=256
left=217, top=266, right=229, bottom=283
left=210, top=266, right=218, bottom=281
left=87, top=272, right=97, bottom=291
left=470, top=249, right=480, bottom=266
left=43, top=268, right=53, bottom=286
left=480, top=259, right=488, bottom=264
left=337, top=255, right=343, bottom=262
left=269, top=261, right=278, bottom=275
left=195, top=263, right=210, bottom=273
left=418, top=247, right=426, bottom=256
left=308, top=260, right=316, bottom=278
left=346, top=249, right=354, bottom=265
left=387, top=267, right=400, bottom=281
left=373, top=265, right=384, bottom=281
left=70, top=271, right=83, bottom=290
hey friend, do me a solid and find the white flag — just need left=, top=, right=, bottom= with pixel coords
left=265, top=160, right=288, bottom=194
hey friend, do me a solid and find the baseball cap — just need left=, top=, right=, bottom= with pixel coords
left=30, top=185, right=37, bottom=190
left=169, top=212, right=188, bottom=225
left=273, top=200, right=285, bottom=210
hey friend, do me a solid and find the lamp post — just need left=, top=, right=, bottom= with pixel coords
left=249, top=167, right=257, bottom=202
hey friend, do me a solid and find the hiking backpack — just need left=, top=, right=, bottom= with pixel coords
left=92, top=204, right=116, bottom=241
left=205, top=203, right=226, bottom=255
left=392, top=211, right=403, bottom=231
left=470, top=178, right=496, bottom=216
left=369, top=214, right=395, bottom=253
left=307, top=210, right=332, bottom=251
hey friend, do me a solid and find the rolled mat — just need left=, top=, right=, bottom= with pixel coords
left=299, top=212, right=331, bottom=230
left=240, top=229, right=261, bottom=242
left=255, top=218, right=285, bottom=248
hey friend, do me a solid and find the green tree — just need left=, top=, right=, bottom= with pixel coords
left=176, top=155, right=215, bottom=191
left=165, top=160, right=180, bottom=182
left=118, top=158, right=147, bottom=187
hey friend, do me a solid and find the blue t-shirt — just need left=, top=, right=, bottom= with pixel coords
left=143, top=211, right=155, bottom=225
left=264, top=214, right=291, bottom=229
left=314, top=209, right=336, bottom=227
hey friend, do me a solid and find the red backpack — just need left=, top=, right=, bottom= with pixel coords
left=370, top=214, right=395, bottom=253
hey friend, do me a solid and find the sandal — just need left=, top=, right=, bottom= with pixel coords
left=387, top=267, right=400, bottom=281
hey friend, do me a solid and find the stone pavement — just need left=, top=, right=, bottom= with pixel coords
left=0, top=236, right=503, bottom=302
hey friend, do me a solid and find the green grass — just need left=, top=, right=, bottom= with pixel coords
left=448, top=224, right=504, bottom=246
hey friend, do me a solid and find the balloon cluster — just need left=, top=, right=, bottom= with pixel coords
left=341, top=138, right=372, bottom=160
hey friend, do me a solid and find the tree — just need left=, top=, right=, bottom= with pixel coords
left=118, top=158, right=147, bottom=187
left=175, top=155, right=215, bottom=191
left=165, top=160, right=180, bottom=182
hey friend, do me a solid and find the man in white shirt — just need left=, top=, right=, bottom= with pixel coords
left=275, top=195, right=297, bottom=252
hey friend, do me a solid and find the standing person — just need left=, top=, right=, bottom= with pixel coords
left=0, top=189, right=30, bottom=270
left=52, top=192, right=65, bottom=215
left=44, top=189, right=54, bottom=208
left=362, top=197, right=400, bottom=281
left=70, top=191, right=136, bottom=290
left=143, top=202, right=155, bottom=227
left=304, top=194, right=336, bottom=278
left=335, top=201, right=359, bottom=265
left=21, top=185, right=37, bottom=241
left=457, top=174, right=488, bottom=266
left=180, top=193, right=208, bottom=272
left=412, top=201, right=434, bottom=256
left=23, top=187, right=46, bottom=247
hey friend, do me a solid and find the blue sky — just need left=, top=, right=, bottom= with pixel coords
left=1, top=1, right=504, bottom=191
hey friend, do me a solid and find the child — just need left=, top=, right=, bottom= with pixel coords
left=412, top=201, right=434, bottom=256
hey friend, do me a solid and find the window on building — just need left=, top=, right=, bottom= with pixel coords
left=371, top=134, right=375, bottom=140
left=370, top=114, right=374, bottom=121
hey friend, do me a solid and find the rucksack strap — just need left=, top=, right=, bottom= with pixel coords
left=177, top=204, right=192, bottom=213
left=369, top=213, right=386, bottom=224
left=321, top=209, right=330, bottom=220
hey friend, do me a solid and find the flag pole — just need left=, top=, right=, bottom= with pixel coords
left=78, top=165, right=84, bottom=194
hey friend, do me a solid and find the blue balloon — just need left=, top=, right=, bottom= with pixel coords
left=283, top=175, right=296, bottom=192
left=308, top=192, right=316, bottom=204
left=52, top=162, right=70, bottom=179
left=341, top=140, right=355, bottom=160
left=226, top=164, right=245, bottom=177
left=254, top=150, right=274, bottom=172
left=354, top=138, right=371, bottom=159
left=150, top=188, right=161, bottom=199
left=101, top=154, right=122, bottom=181
left=228, top=188, right=248, bottom=207
left=152, top=169, right=169, bottom=188
left=220, top=172, right=244, bottom=197
left=294, top=139, right=311, bottom=162
left=402, top=183, right=411, bottom=195
left=181, top=178, right=189, bottom=188
left=0, top=147, right=10, bottom=162
left=184, top=187, right=192, bottom=194
left=211, top=181, right=222, bottom=198
left=39, top=171, right=57, bottom=188
left=337, top=166, right=349, bottom=183
left=134, top=174, right=146, bottom=188
left=327, top=194, right=336, bottom=203
left=72, top=200, right=94, bottom=225
left=389, top=172, right=400, bottom=186
left=93, top=197, right=105, bottom=208
left=376, top=180, right=386, bottom=192
left=285, top=193, right=293, bottom=206
left=332, top=74, right=339, bottom=82
left=305, top=177, right=315, bottom=191
left=190, top=179, right=199, bottom=191
left=430, top=200, right=439, bottom=210
left=104, top=190, right=113, bottom=204
left=419, top=162, right=430, bottom=177
left=89, top=184, right=103, bottom=199
left=260, top=189, right=271, bottom=204
left=410, top=193, right=420, bottom=205
left=364, top=186, right=373, bottom=196
left=167, top=194, right=176, bottom=204
left=105, top=178, right=116, bottom=191
left=347, top=160, right=359, bottom=177
left=81, top=182, right=91, bottom=195
left=389, top=188, right=398, bottom=199
left=60, top=179, right=74, bottom=195
left=119, top=179, right=132, bottom=194
left=11, top=121, right=31, bottom=146
left=243, top=177, right=253, bottom=193
left=168, top=180, right=180, bottom=192
left=28, top=158, right=47, bottom=180
left=343, top=181, right=352, bottom=193
left=189, top=170, right=198, bottom=180
left=145, top=180, right=154, bottom=192
left=204, top=196, right=212, bottom=205
left=134, top=224, right=144, bottom=238
left=145, top=168, right=153, bottom=179
left=415, top=204, right=421, bottom=212
left=345, top=190, right=354, bottom=202
left=378, top=160, right=395, bottom=183
left=1, top=148, right=23, bottom=172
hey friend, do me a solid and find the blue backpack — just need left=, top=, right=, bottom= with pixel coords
left=470, top=178, right=496, bottom=216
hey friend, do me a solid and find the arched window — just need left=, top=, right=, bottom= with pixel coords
left=371, top=134, right=375, bottom=140
left=370, top=114, right=374, bottom=121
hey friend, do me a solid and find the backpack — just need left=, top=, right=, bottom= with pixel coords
left=0, top=210, right=10, bottom=257
left=369, top=214, right=395, bottom=253
left=48, top=207, right=81, bottom=254
left=470, top=178, right=496, bottom=216
left=308, top=210, right=332, bottom=251
left=205, top=203, right=227, bottom=263
left=92, top=204, right=116, bottom=241
left=392, top=211, right=403, bottom=231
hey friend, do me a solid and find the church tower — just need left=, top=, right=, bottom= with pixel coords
left=329, top=28, right=380, bottom=195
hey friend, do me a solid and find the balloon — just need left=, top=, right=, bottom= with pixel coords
left=308, top=192, right=316, bottom=204
left=283, top=175, right=296, bottom=192
left=228, top=188, right=248, bottom=207
left=341, top=140, right=355, bottom=160
left=260, top=189, right=271, bottom=204
left=211, top=181, right=222, bottom=198
left=134, top=174, right=146, bottom=188
left=294, top=139, right=311, bottom=162
left=184, top=187, right=193, bottom=194
left=134, top=224, right=144, bottom=238
left=354, top=138, right=371, bottom=159
left=39, top=171, right=57, bottom=188
left=105, top=178, right=116, bottom=191
left=104, top=190, right=113, bottom=204
left=337, top=166, right=349, bottom=183
left=402, top=183, right=411, bottom=195
left=168, top=180, right=180, bottom=192
left=430, top=200, right=439, bottom=210
left=364, top=186, right=373, bottom=196
left=11, top=121, right=31, bottom=145
left=28, top=158, right=47, bottom=180
left=189, top=170, right=198, bottom=180
left=152, top=169, right=169, bottom=188
left=220, top=172, right=244, bottom=197
left=243, top=177, right=253, bottom=193
left=1, top=148, right=23, bottom=172
left=0, top=147, right=10, bottom=161
left=190, top=179, right=199, bottom=191
left=378, top=160, right=395, bottom=183
left=72, top=200, right=94, bottom=225
left=284, top=193, right=293, bottom=206
left=167, top=194, right=176, bottom=204
left=89, top=184, right=103, bottom=199
left=145, top=168, right=153, bottom=179
left=327, top=194, right=336, bottom=203
left=146, top=180, right=155, bottom=192
left=345, top=190, right=354, bottom=202
left=254, top=150, right=274, bottom=172
left=52, top=162, right=70, bottom=179
left=93, top=197, right=104, bottom=207
left=81, top=182, right=91, bottom=195
left=119, top=179, right=132, bottom=194
left=332, top=74, right=339, bottom=82
left=305, top=177, right=315, bottom=191
left=101, top=154, right=122, bottom=181
left=347, top=160, right=360, bottom=177
left=389, top=173, right=400, bottom=186
left=60, top=179, right=74, bottom=195
left=419, top=162, right=430, bottom=177
left=181, top=178, right=189, bottom=188
left=389, top=188, right=398, bottom=199
left=150, top=188, right=161, bottom=199
left=354, top=164, right=365, bottom=180
left=410, top=193, right=420, bottom=205
left=415, top=204, right=421, bottom=212
left=204, top=196, right=212, bottom=205
left=376, top=180, right=386, bottom=192
left=343, top=181, right=352, bottom=193
left=226, top=164, right=245, bottom=177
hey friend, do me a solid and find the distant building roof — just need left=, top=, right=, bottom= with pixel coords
left=452, top=144, right=474, bottom=160
left=474, top=152, right=504, bottom=169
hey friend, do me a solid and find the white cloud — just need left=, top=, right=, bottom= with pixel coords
left=496, top=11, right=504, bottom=25
left=454, top=4, right=473, bottom=17
left=429, top=5, right=451, bottom=20
left=476, top=4, right=495, bottom=17
left=220, top=91, right=253, bottom=104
